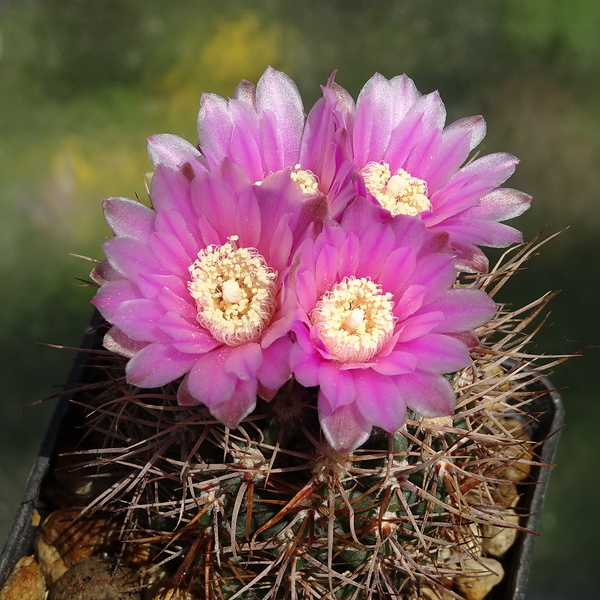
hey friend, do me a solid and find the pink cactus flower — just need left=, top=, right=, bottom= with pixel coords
left=91, top=158, right=321, bottom=428
left=290, top=198, right=497, bottom=451
left=197, top=66, right=356, bottom=219
left=320, top=73, right=532, bottom=272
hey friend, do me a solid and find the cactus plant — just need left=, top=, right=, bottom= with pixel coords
left=62, top=234, right=561, bottom=600
left=4, top=68, right=566, bottom=600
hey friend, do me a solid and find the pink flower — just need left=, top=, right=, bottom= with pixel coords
left=290, top=198, right=497, bottom=451
left=320, top=73, right=532, bottom=272
left=91, top=158, right=320, bottom=428
left=197, top=66, right=356, bottom=219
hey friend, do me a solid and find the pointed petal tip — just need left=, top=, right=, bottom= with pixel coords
left=147, top=133, right=202, bottom=170
left=319, top=396, right=372, bottom=452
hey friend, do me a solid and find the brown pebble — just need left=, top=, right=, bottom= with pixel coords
left=35, top=534, right=68, bottom=586
left=48, top=556, right=141, bottom=600
left=455, top=557, right=505, bottom=600
left=0, top=555, right=46, bottom=600
left=39, top=509, right=118, bottom=568
left=410, top=586, right=454, bottom=600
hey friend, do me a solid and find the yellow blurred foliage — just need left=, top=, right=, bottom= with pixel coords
left=35, top=11, right=297, bottom=250
left=41, top=134, right=149, bottom=248
left=158, top=11, right=295, bottom=134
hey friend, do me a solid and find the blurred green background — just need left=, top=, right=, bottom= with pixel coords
left=0, top=1, right=598, bottom=597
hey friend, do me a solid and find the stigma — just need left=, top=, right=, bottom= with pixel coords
left=361, top=162, right=431, bottom=216
left=188, top=236, right=277, bottom=345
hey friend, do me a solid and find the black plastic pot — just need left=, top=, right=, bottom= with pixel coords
left=0, top=315, right=565, bottom=600
left=0, top=312, right=103, bottom=587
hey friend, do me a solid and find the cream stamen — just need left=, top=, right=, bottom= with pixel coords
left=188, top=237, right=277, bottom=345
left=254, top=164, right=319, bottom=195
left=291, top=164, right=319, bottom=194
left=361, top=162, right=431, bottom=216
left=311, top=277, right=396, bottom=363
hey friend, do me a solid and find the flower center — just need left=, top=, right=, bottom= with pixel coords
left=290, top=164, right=319, bottom=194
left=311, top=277, right=396, bottom=363
left=188, top=236, right=277, bottom=345
left=361, top=162, right=431, bottom=216
left=255, top=165, right=319, bottom=194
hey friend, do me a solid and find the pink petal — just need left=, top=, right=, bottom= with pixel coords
left=428, top=289, right=496, bottom=333
left=91, top=279, right=142, bottom=320
left=385, top=111, right=427, bottom=172
left=379, top=246, right=417, bottom=296
left=147, top=134, right=204, bottom=173
left=394, top=285, right=426, bottom=321
left=227, top=101, right=263, bottom=180
left=409, top=90, right=446, bottom=134
left=354, top=73, right=397, bottom=166
left=336, top=231, right=360, bottom=279
left=186, top=348, right=237, bottom=409
left=397, top=311, right=445, bottom=342
left=103, top=235, right=169, bottom=282
left=111, top=299, right=169, bottom=343
left=209, top=378, right=258, bottom=429
left=446, top=115, right=486, bottom=152
left=371, top=350, right=417, bottom=376
left=409, top=253, right=457, bottom=303
left=154, top=208, right=202, bottom=261
left=137, top=273, right=190, bottom=302
left=458, top=152, right=519, bottom=186
left=150, top=166, right=198, bottom=225
left=103, top=325, right=148, bottom=358
left=396, top=370, right=456, bottom=417
left=290, top=328, right=322, bottom=388
left=125, top=342, right=197, bottom=388
left=317, top=361, right=356, bottom=410
left=256, top=67, right=304, bottom=169
left=265, top=218, right=294, bottom=275
left=315, top=243, right=340, bottom=293
left=404, top=125, right=443, bottom=180
left=353, top=370, right=407, bottom=433
left=224, top=343, right=263, bottom=381
left=452, top=243, right=489, bottom=274
left=150, top=230, right=193, bottom=277
left=354, top=222, right=396, bottom=280
left=438, top=218, right=524, bottom=248
left=103, top=197, right=155, bottom=239
left=158, top=311, right=220, bottom=354
left=176, top=374, right=204, bottom=407
left=254, top=169, right=309, bottom=251
left=233, top=79, right=256, bottom=106
left=388, top=74, right=422, bottom=125
left=318, top=393, right=372, bottom=452
left=197, top=93, right=234, bottom=160
left=191, top=160, right=259, bottom=246
left=156, top=286, right=196, bottom=321
left=295, top=268, right=318, bottom=315
left=399, top=333, right=471, bottom=373
left=425, top=116, right=483, bottom=192
left=256, top=335, right=293, bottom=391
left=90, top=259, right=122, bottom=285
left=462, top=188, right=532, bottom=222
